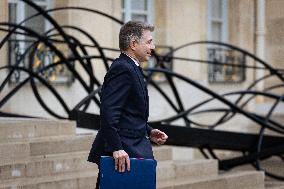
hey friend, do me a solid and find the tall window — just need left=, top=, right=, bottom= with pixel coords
left=122, top=0, right=153, bottom=23
left=8, top=0, right=52, bottom=82
left=207, top=0, right=245, bottom=83
left=208, top=0, right=228, bottom=42
left=8, top=0, right=52, bottom=54
left=8, top=0, right=74, bottom=84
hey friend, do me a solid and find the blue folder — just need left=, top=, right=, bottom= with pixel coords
left=99, top=156, right=157, bottom=189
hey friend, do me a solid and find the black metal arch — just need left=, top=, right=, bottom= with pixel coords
left=0, top=0, right=283, bottom=181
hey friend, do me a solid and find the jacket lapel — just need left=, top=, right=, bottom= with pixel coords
left=120, top=54, right=148, bottom=116
left=133, top=63, right=148, bottom=109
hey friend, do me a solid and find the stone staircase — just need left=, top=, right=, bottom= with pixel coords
left=0, top=118, right=273, bottom=188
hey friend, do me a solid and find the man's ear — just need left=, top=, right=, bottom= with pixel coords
left=129, top=39, right=136, bottom=51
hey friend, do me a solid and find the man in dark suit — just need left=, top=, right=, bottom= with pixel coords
left=88, top=21, right=168, bottom=187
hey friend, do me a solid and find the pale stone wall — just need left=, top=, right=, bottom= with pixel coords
left=228, top=0, right=255, bottom=52
left=0, top=0, right=283, bottom=129
left=227, top=0, right=255, bottom=87
left=67, top=0, right=121, bottom=80
left=154, top=0, right=168, bottom=45
left=264, top=0, right=284, bottom=96
left=0, top=0, right=8, bottom=69
left=266, top=0, right=284, bottom=69
left=53, top=0, right=69, bottom=25
left=165, top=0, right=207, bottom=81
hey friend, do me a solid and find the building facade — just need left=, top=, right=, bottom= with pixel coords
left=0, top=0, right=283, bottom=135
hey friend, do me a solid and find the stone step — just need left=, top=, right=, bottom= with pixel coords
left=0, top=137, right=173, bottom=164
left=265, top=181, right=284, bottom=189
left=30, top=136, right=172, bottom=158
left=227, top=157, right=284, bottom=188
left=0, top=142, right=30, bottom=163
left=3, top=169, right=261, bottom=189
left=0, top=134, right=95, bottom=162
left=157, top=159, right=218, bottom=181
left=153, top=146, right=173, bottom=161
left=267, top=186, right=284, bottom=189
left=1, top=159, right=215, bottom=188
left=2, top=155, right=207, bottom=183
left=261, top=157, right=284, bottom=178
left=0, top=169, right=98, bottom=189
left=157, top=171, right=265, bottom=189
left=0, top=151, right=97, bottom=180
left=0, top=144, right=173, bottom=180
left=0, top=118, right=76, bottom=141
left=29, top=134, right=95, bottom=156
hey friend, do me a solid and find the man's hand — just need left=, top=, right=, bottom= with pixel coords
left=150, top=129, right=168, bottom=145
left=113, top=150, right=130, bottom=172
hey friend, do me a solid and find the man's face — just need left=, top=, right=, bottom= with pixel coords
left=133, top=30, right=155, bottom=63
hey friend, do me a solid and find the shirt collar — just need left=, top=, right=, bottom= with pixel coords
left=122, top=52, right=140, bottom=67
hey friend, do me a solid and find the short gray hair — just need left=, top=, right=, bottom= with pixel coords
left=119, top=21, right=154, bottom=51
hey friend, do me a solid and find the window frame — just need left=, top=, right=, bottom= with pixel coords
left=8, top=0, right=53, bottom=54
left=122, top=0, right=154, bottom=24
left=207, top=0, right=228, bottom=42
left=207, top=0, right=246, bottom=84
left=7, top=0, right=75, bottom=85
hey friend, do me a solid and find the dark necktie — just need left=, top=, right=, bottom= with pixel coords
left=138, top=66, right=146, bottom=83
left=138, top=66, right=143, bottom=73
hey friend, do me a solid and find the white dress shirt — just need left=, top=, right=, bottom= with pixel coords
left=122, top=52, right=140, bottom=67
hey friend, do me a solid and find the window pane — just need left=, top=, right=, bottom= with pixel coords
left=25, top=4, right=46, bottom=36
left=131, top=0, right=147, bottom=10
left=8, top=3, right=17, bottom=23
left=212, top=22, right=222, bottom=41
left=132, top=14, right=147, bottom=22
left=211, top=0, right=222, bottom=18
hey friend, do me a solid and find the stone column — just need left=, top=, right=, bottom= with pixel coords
left=255, top=0, right=266, bottom=102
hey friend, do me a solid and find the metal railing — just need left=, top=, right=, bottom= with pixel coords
left=0, top=0, right=283, bottom=181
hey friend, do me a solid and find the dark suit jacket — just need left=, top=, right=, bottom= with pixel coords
left=88, top=53, right=153, bottom=164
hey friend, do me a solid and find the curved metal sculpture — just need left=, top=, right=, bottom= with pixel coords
left=0, top=0, right=283, bottom=180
